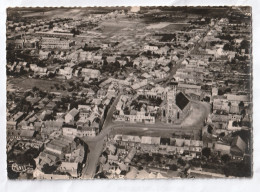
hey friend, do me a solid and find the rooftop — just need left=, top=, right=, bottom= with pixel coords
left=176, top=92, right=190, bottom=110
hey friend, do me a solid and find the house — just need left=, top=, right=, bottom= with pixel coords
left=58, top=67, right=73, bottom=79
left=62, top=126, right=78, bottom=138
left=171, top=55, right=179, bottom=62
left=39, top=50, right=51, bottom=59
left=7, top=112, right=25, bottom=129
left=141, top=136, right=161, bottom=145
left=225, top=94, right=250, bottom=105
left=131, top=80, right=148, bottom=90
left=45, top=136, right=73, bottom=155
left=181, top=59, right=189, bottom=66
left=144, top=45, right=158, bottom=52
left=39, top=110, right=52, bottom=121
left=155, top=46, right=170, bottom=55
left=108, top=155, right=119, bottom=164
left=62, top=126, right=98, bottom=138
left=127, top=112, right=155, bottom=124
left=41, top=120, right=63, bottom=137
left=30, top=65, right=48, bottom=76
left=20, top=130, right=36, bottom=138
left=214, top=143, right=231, bottom=155
left=65, top=108, right=79, bottom=124
left=124, top=148, right=136, bottom=163
left=81, top=68, right=101, bottom=79
left=231, top=136, right=247, bottom=158
left=33, top=170, right=70, bottom=180
left=106, top=56, right=116, bottom=63
left=59, top=162, right=78, bottom=177
left=37, top=151, right=59, bottom=167
left=212, top=87, right=218, bottom=96
left=121, top=135, right=142, bottom=143
left=177, top=83, right=201, bottom=94
left=45, top=143, right=64, bottom=155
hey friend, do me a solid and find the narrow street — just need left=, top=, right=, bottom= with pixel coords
left=81, top=92, right=122, bottom=178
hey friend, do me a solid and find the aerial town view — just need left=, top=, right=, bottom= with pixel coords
left=6, top=6, right=252, bottom=179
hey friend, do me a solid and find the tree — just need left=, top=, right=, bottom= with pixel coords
left=241, top=109, right=246, bottom=116
left=169, top=164, right=178, bottom=171
left=32, top=86, right=38, bottom=92
left=70, top=28, right=80, bottom=36
left=232, top=121, right=238, bottom=127
left=203, top=96, right=210, bottom=102
left=239, top=101, right=244, bottom=108
left=223, top=161, right=252, bottom=177
left=41, top=164, right=58, bottom=174
left=202, top=147, right=211, bottom=158
left=68, top=81, right=75, bottom=87
left=240, top=40, right=250, bottom=51
left=177, top=158, right=186, bottom=166
left=223, top=43, right=233, bottom=51
left=207, top=125, right=213, bottom=134
left=221, top=154, right=231, bottom=163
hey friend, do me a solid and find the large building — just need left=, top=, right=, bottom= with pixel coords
left=41, top=37, right=75, bottom=49
left=161, top=86, right=191, bottom=124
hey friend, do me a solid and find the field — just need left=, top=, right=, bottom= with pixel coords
left=16, top=8, right=118, bottom=19
left=146, top=22, right=172, bottom=29
left=99, top=19, right=142, bottom=35
left=8, top=77, right=68, bottom=93
left=162, top=23, right=191, bottom=31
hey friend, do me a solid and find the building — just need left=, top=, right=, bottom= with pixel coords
left=161, top=87, right=191, bottom=124
left=65, top=108, right=79, bottom=124
left=59, top=162, right=78, bottom=177
left=231, top=136, right=247, bottom=158
left=41, top=37, right=75, bottom=49
left=81, top=68, right=101, bottom=79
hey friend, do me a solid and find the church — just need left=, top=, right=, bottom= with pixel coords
left=161, top=86, right=191, bottom=124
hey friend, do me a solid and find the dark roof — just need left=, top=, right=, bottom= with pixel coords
left=160, top=137, right=171, bottom=145
left=175, top=92, right=190, bottom=110
left=231, top=136, right=246, bottom=153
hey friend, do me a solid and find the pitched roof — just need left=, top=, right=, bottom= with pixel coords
left=175, top=92, right=190, bottom=110
left=20, top=130, right=35, bottom=138
left=44, top=120, right=63, bottom=129
left=122, top=135, right=141, bottom=143
left=141, top=136, right=161, bottom=145
left=231, top=136, right=247, bottom=153
left=68, top=108, right=79, bottom=117
left=214, top=143, right=231, bottom=153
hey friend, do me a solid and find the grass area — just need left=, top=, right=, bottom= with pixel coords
left=99, top=19, right=143, bottom=35
left=8, top=77, right=68, bottom=93
left=162, top=23, right=191, bottom=31
left=146, top=22, right=172, bottom=29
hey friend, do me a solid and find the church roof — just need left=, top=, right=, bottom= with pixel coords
left=175, top=92, right=190, bottom=110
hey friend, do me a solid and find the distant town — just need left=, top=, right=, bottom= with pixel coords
left=6, top=6, right=252, bottom=179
